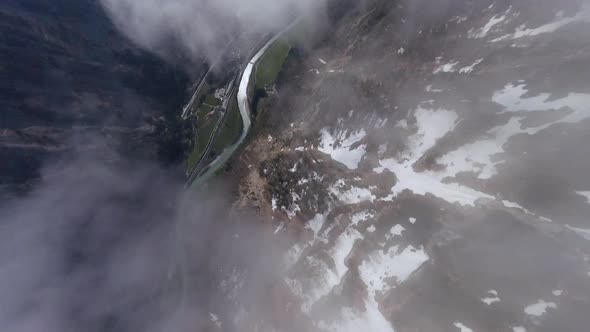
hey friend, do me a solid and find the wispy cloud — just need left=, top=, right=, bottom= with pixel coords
left=100, top=0, right=320, bottom=63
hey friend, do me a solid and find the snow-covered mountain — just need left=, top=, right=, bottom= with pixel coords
left=218, top=0, right=590, bottom=330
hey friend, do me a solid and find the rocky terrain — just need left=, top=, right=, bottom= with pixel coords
left=211, top=0, right=590, bottom=330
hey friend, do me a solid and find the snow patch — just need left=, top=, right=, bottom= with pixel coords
left=493, top=83, right=590, bottom=127
left=524, top=300, right=557, bottom=316
left=454, top=322, right=474, bottom=332
left=330, top=180, right=376, bottom=204
left=459, top=58, right=484, bottom=74
left=404, top=108, right=458, bottom=159
left=319, top=128, right=367, bottom=169
left=396, top=119, right=409, bottom=128
left=481, top=289, right=501, bottom=305
left=331, top=228, right=363, bottom=277
left=434, top=60, right=459, bottom=74
left=274, top=222, right=285, bottom=235
left=376, top=156, right=494, bottom=206
left=297, top=178, right=309, bottom=185
left=359, top=245, right=429, bottom=296
left=375, top=118, right=389, bottom=129
left=437, top=83, right=590, bottom=181
left=375, top=108, right=496, bottom=206
left=470, top=14, right=507, bottom=38
left=209, top=313, right=222, bottom=328
left=306, top=214, right=326, bottom=236
left=426, top=85, right=444, bottom=93
left=577, top=191, right=590, bottom=204
left=439, top=117, right=522, bottom=180
left=298, top=256, right=341, bottom=312
left=390, top=224, right=405, bottom=236
left=451, top=16, right=468, bottom=24
left=493, top=7, right=590, bottom=42
left=351, top=211, right=374, bottom=226
left=566, top=225, right=590, bottom=241
left=502, top=200, right=551, bottom=222
left=318, top=297, right=394, bottom=332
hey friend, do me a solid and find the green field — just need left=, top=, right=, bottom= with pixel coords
left=255, top=39, right=292, bottom=90
left=186, top=114, right=220, bottom=172
left=186, top=86, right=225, bottom=172
left=190, top=81, right=210, bottom=116
left=194, top=90, right=221, bottom=118
left=212, top=99, right=242, bottom=154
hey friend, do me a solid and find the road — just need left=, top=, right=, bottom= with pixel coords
left=180, top=62, right=219, bottom=119
left=181, top=41, right=236, bottom=119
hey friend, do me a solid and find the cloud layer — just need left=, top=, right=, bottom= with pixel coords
left=100, top=0, right=321, bottom=64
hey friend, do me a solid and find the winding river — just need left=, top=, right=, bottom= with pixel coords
left=173, top=24, right=297, bottom=311
left=188, top=21, right=298, bottom=188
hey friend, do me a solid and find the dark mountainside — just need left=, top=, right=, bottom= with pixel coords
left=0, top=0, right=193, bottom=191
left=0, top=3, right=199, bottom=332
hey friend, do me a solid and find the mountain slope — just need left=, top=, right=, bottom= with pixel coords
left=0, top=0, right=191, bottom=189
left=221, top=0, right=590, bottom=330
